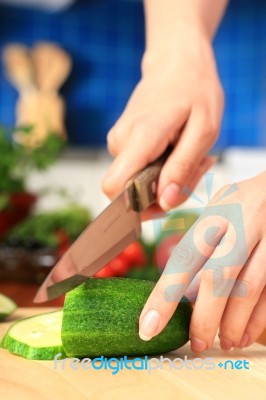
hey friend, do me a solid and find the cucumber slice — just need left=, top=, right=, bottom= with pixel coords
left=1, top=310, right=65, bottom=360
left=0, top=293, right=17, bottom=321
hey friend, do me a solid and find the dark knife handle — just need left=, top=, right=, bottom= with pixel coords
left=126, top=146, right=172, bottom=212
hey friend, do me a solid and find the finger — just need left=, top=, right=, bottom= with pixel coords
left=184, top=274, right=200, bottom=302
left=106, top=119, right=131, bottom=157
left=171, top=155, right=216, bottom=205
left=106, top=81, right=154, bottom=157
left=138, top=211, right=228, bottom=341
left=103, top=128, right=167, bottom=199
left=239, top=285, right=266, bottom=347
left=158, top=105, right=219, bottom=211
left=188, top=224, right=254, bottom=353
left=140, top=155, right=216, bottom=221
left=219, top=241, right=266, bottom=349
left=102, top=110, right=189, bottom=199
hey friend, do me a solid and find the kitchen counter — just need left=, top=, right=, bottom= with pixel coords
left=0, top=308, right=265, bottom=400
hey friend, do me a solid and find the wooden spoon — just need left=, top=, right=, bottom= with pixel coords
left=2, top=44, right=36, bottom=93
left=32, top=42, right=72, bottom=92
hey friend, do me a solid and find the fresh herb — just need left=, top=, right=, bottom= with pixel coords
left=6, top=205, right=91, bottom=248
left=0, top=125, right=65, bottom=196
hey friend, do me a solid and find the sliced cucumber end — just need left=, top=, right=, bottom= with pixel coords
left=0, top=293, right=17, bottom=321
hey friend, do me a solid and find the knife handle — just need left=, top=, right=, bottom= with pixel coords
left=126, top=146, right=172, bottom=212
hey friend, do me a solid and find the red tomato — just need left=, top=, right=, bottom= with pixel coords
left=94, top=241, right=147, bottom=278
left=154, top=233, right=183, bottom=272
left=122, top=241, right=147, bottom=267
left=108, top=254, right=130, bottom=276
left=94, top=263, right=114, bottom=278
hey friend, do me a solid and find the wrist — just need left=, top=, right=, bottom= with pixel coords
left=144, top=0, right=228, bottom=51
left=141, top=25, right=213, bottom=77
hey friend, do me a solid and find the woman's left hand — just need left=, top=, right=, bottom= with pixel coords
left=138, top=171, right=266, bottom=352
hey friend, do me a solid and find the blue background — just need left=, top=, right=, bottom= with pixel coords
left=0, top=0, right=265, bottom=148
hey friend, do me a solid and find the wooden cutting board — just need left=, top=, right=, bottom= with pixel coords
left=0, top=308, right=265, bottom=400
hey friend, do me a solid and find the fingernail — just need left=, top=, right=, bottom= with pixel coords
left=159, top=183, right=181, bottom=211
left=190, top=337, right=207, bottom=353
left=239, top=333, right=249, bottom=348
left=139, top=309, right=161, bottom=341
left=220, top=336, right=233, bottom=351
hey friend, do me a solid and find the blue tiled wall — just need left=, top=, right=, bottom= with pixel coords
left=214, top=0, right=266, bottom=148
left=0, top=0, right=265, bottom=148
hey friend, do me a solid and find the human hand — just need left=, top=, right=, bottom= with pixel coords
left=138, top=171, right=266, bottom=352
left=102, top=27, right=224, bottom=214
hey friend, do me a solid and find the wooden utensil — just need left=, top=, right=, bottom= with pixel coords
left=32, top=42, right=72, bottom=92
left=2, top=42, right=72, bottom=148
left=2, top=44, right=36, bottom=93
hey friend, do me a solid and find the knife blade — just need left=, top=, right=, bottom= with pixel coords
left=34, top=147, right=171, bottom=303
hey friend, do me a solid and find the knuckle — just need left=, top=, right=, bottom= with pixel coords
left=107, top=126, right=116, bottom=143
left=197, top=85, right=224, bottom=144
left=213, top=269, right=236, bottom=297
left=200, top=268, right=214, bottom=287
left=190, top=318, right=213, bottom=338
left=220, top=325, right=240, bottom=343
left=218, top=266, right=236, bottom=282
left=106, top=130, right=117, bottom=154
left=201, top=268, right=234, bottom=297
left=200, top=123, right=218, bottom=143
left=172, top=101, right=190, bottom=121
left=198, top=114, right=220, bottom=146
left=234, top=278, right=258, bottom=301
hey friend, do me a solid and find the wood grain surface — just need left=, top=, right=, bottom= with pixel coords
left=0, top=308, right=265, bottom=400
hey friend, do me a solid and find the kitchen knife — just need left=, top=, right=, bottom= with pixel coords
left=34, top=147, right=171, bottom=303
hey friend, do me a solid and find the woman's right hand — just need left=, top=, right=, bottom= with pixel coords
left=102, top=25, right=224, bottom=215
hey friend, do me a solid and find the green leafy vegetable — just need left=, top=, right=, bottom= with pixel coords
left=7, top=205, right=91, bottom=248
left=0, top=125, right=65, bottom=196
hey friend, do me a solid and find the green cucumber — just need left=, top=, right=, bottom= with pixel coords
left=62, top=278, right=192, bottom=358
left=0, top=293, right=17, bottom=321
left=1, top=311, right=65, bottom=360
